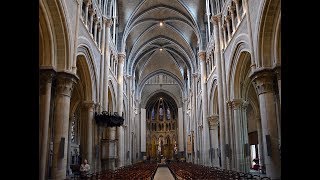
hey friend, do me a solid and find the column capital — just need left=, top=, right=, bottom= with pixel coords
left=97, top=24, right=102, bottom=30
left=211, top=14, right=222, bottom=24
left=102, top=16, right=113, bottom=28
left=273, top=65, right=281, bottom=80
left=95, top=102, right=101, bottom=111
left=242, top=101, right=249, bottom=109
left=76, top=0, right=82, bottom=5
left=225, top=15, right=231, bottom=22
left=198, top=51, right=206, bottom=61
left=229, top=6, right=236, bottom=13
left=89, top=8, right=95, bottom=15
left=208, top=114, right=219, bottom=130
left=192, top=73, right=198, bottom=78
left=226, top=100, right=233, bottom=109
left=251, top=68, right=275, bottom=95
left=56, top=72, right=79, bottom=97
left=40, top=68, right=56, bottom=95
left=125, top=74, right=132, bottom=79
left=118, top=52, right=126, bottom=64
left=40, top=68, right=56, bottom=84
left=94, top=16, right=99, bottom=23
left=231, top=99, right=242, bottom=109
left=84, top=0, right=92, bottom=6
left=83, top=101, right=95, bottom=110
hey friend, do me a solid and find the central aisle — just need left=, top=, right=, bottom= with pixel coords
left=153, top=166, right=175, bottom=180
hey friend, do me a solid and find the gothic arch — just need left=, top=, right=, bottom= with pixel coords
left=141, top=89, right=181, bottom=108
left=39, top=4, right=54, bottom=67
left=76, top=45, right=99, bottom=102
left=228, top=41, right=252, bottom=100
left=256, top=0, right=281, bottom=67
left=208, top=79, right=218, bottom=115
left=108, top=80, right=117, bottom=112
left=39, top=0, right=72, bottom=71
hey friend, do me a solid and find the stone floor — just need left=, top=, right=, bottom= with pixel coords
left=153, top=166, right=175, bottom=180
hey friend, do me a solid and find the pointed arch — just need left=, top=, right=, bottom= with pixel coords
left=39, top=0, right=72, bottom=71
left=256, top=0, right=281, bottom=67
left=76, top=44, right=99, bottom=102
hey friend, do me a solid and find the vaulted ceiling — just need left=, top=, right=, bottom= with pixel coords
left=118, top=0, right=206, bottom=86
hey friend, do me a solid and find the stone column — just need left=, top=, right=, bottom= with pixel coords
left=98, top=21, right=105, bottom=112
left=190, top=130, right=194, bottom=163
left=234, top=0, right=241, bottom=24
left=108, top=127, right=117, bottom=170
left=241, top=101, right=250, bottom=172
left=83, top=101, right=95, bottom=170
left=84, top=0, right=90, bottom=27
left=72, top=0, right=83, bottom=73
left=39, top=69, right=55, bottom=180
left=93, top=19, right=98, bottom=43
left=98, top=25, right=101, bottom=49
left=273, top=66, right=281, bottom=157
left=89, top=9, right=94, bottom=34
left=102, top=18, right=113, bottom=111
left=256, top=117, right=265, bottom=173
left=208, top=115, right=219, bottom=167
left=206, top=0, right=211, bottom=40
left=231, top=99, right=243, bottom=171
left=178, top=107, right=184, bottom=152
left=100, top=18, right=114, bottom=170
left=127, top=75, right=133, bottom=165
left=117, top=52, right=126, bottom=167
left=274, top=66, right=281, bottom=106
left=229, top=7, right=236, bottom=32
left=198, top=51, right=210, bottom=166
left=93, top=103, right=100, bottom=171
left=191, top=73, right=197, bottom=163
left=206, top=57, right=211, bottom=73
left=222, top=25, right=227, bottom=48
left=218, top=14, right=231, bottom=170
left=52, top=72, right=78, bottom=180
left=222, top=24, right=227, bottom=49
left=251, top=69, right=281, bottom=179
left=226, top=16, right=232, bottom=40
left=211, top=15, right=227, bottom=169
left=243, top=0, right=257, bottom=69
left=227, top=101, right=235, bottom=170
left=210, top=55, right=214, bottom=70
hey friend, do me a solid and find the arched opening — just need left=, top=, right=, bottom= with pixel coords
left=67, top=54, right=94, bottom=176
left=145, top=92, right=178, bottom=161
left=230, top=50, right=257, bottom=172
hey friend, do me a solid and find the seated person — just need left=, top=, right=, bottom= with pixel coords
left=252, top=158, right=260, bottom=170
left=80, top=159, right=90, bottom=177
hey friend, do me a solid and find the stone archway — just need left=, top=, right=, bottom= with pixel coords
left=145, top=92, right=178, bottom=161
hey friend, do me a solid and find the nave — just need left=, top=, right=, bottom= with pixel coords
left=40, top=0, right=281, bottom=179
left=69, top=161, right=271, bottom=180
